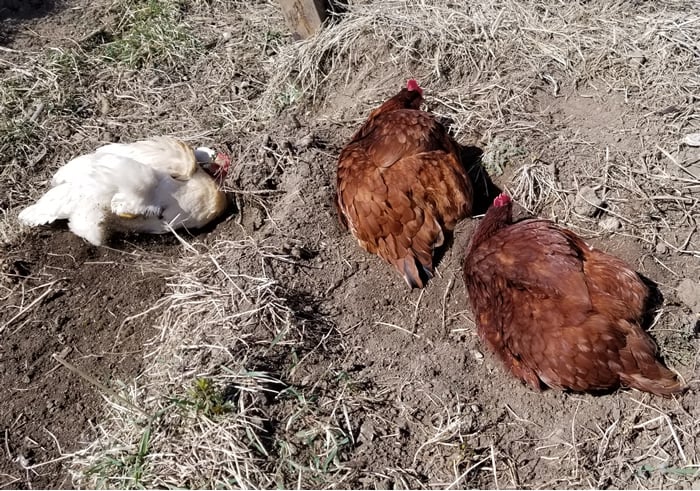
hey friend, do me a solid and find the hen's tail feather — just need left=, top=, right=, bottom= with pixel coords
left=397, top=255, right=434, bottom=289
left=18, top=184, right=75, bottom=225
left=399, top=257, right=424, bottom=289
left=19, top=183, right=107, bottom=246
left=620, top=369, right=684, bottom=396
left=620, top=325, right=684, bottom=396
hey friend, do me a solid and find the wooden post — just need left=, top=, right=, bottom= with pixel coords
left=278, top=0, right=328, bottom=40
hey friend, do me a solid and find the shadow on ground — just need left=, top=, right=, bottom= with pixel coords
left=0, top=0, right=60, bottom=44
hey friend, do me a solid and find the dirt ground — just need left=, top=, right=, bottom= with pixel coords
left=1, top=0, right=699, bottom=489
left=0, top=230, right=168, bottom=488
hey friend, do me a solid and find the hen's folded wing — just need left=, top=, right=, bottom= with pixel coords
left=503, top=294, right=630, bottom=391
left=96, top=136, right=197, bottom=180
left=339, top=149, right=471, bottom=288
left=87, top=154, right=167, bottom=219
left=567, top=232, right=649, bottom=319
left=468, top=221, right=590, bottom=299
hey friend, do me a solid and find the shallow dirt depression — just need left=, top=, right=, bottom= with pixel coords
left=1, top=0, right=699, bottom=489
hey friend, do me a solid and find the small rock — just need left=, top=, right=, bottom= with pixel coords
left=297, top=133, right=314, bottom=148
left=677, top=279, right=700, bottom=315
left=574, top=186, right=604, bottom=217
left=376, top=479, right=392, bottom=490
left=56, top=124, right=72, bottom=138
left=627, top=50, right=646, bottom=67
left=357, top=477, right=375, bottom=488
left=97, top=95, right=110, bottom=116
left=471, top=349, right=484, bottom=360
left=655, top=242, right=668, bottom=255
left=683, top=132, right=700, bottom=147
left=359, top=420, right=376, bottom=443
left=398, top=420, right=410, bottom=437
left=22, top=375, right=31, bottom=384
left=470, top=404, right=480, bottom=414
left=221, top=31, right=232, bottom=42
left=598, top=216, right=622, bottom=232
left=281, top=139, right=294, bottom=152
left=282, top=239, right=302, bottom=253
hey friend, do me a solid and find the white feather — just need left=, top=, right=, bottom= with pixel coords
left=18, top=137, right=227, bottom=245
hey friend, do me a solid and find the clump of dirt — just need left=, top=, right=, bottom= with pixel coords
left=677, top=279, right=700, bottom=316
left=0, top=229, right=168, bottom=489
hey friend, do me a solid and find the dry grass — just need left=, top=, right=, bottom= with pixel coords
left=0, top=0, right=282, bottom=241
left=261, top=0, right=700, bottom=262
left=2, top=0, right=699, bottom=489
left=67, top=236, right=359, bottom=488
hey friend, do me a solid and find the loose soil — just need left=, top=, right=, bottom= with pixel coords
left=0, top=229, right=169, bottom=488
left=1, top=0, right=698, bottom=489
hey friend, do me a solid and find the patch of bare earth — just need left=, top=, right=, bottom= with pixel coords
left=0, top=230, right=168, bottom=488
left=1, top=0, right=698, bottom=489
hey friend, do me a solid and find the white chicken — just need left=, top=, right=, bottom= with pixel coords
left=18, top=136, right=230, bottom=245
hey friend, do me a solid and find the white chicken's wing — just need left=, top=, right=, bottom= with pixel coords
left=95, top=136, right=198, bottom=179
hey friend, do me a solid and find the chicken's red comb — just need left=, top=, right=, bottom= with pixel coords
left=406, top=79, right=423, bottom=95
left=493, top=192, right=511, bottom=207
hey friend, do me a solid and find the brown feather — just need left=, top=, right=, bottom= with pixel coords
left=337, top=83, right=473, bottom=288
left=463, top=196, right=683, bottom=396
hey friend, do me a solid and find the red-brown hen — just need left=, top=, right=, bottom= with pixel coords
left=336, top=79, right=473, bottom=288
left=463, top=193, right=683, bottom=396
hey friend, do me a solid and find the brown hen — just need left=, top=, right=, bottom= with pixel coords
left=463, top=193, right=683, bottom=396
left=336, top=79, right=473, bottom=288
